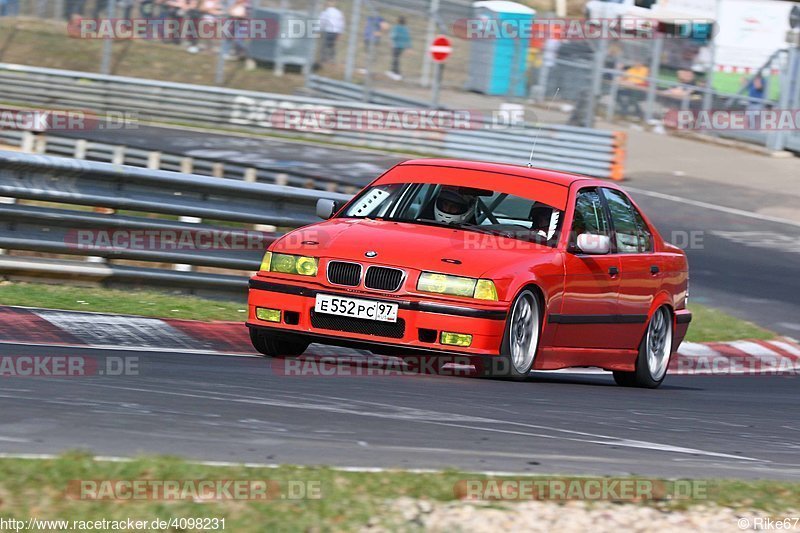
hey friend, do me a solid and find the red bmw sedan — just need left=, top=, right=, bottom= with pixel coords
left=246, top=159, right=691, bottom=387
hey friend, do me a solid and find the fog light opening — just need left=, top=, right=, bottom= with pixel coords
left=256, top=308, right=281, bottom=323
left=440, top=331, right=472, bottom=347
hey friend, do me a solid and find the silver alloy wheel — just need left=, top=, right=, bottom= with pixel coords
left=509, top=291, right=539, bottom=373
left=646, top=307, right=673, bottom=381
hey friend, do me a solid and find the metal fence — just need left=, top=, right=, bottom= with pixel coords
left=0, top=150, right=349, bottom=294
left=532, top=35, right=800, bottom=153
left=0, top=63, right=627, bottom=179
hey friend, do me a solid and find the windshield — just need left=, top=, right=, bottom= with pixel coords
left=340, top=182, right=564, bottom=247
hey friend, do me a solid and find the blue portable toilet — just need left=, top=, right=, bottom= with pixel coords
left=466, top=0, right=535, bottom=96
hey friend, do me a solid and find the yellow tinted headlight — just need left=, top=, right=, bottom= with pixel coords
left=474, top=279, right=498, bottom=301
left=417, top=272, right=477, bottom=298
left=295, top=256, right=318, bottom=276
left=272, top=253, right=297, bottom=274
left=263, top=253, right=318, bottom=277
left=259, top=251, right=272, bottom=272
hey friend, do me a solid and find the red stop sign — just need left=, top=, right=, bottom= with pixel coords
left=429, top=35, right=452, bottom=63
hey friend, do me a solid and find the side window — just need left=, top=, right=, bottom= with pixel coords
left=602, top=189, right=652, bottom=253
left=632, top=206, right=653, bottom=252
left=571, top=189, right=611, bottom=241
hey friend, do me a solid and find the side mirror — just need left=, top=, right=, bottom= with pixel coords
left=576, top=233, right=611, bottom=255
left=316, top=199, right=339, bottom=220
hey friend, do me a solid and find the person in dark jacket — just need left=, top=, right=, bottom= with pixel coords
left=387, top=16, right=411, bottom=80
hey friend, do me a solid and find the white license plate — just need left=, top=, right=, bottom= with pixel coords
left=314, top=294, right=399, bottom=323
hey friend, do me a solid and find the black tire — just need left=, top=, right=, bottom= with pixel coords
left=612, top=370, right=637, bottom=387
left=249, top=328, right=309, bottom=358
left=612, top=307, right=673, bottom=389
left=476, top=289, right=541, bottom=380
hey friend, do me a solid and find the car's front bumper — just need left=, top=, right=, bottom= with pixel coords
left=246, top=277, right=509, bottom=356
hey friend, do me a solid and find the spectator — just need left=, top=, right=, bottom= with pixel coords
left=319, top=0, right=344, bottom=64
left=0, top=0, right=19, bottom=17
left=92, top=0, right=105, bottom=18
left=363, top=15, right=383, bottom=50
left=745, top=72, right=766, bottom=108
left=126, top=0, right=137, bottom=19
left=387, top=16, right=410, bottom=80
left=744, top=72, right=767, bottom=129
left=226, top=0, right=249, bottom=60
left=617, top=62, right=649, bottom=118
left=184, top=0, right=202, bottom=53
left=64, top=0, right=87, bottom=18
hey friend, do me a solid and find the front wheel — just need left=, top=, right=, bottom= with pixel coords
left=613, top=306, right=673, bottom=388
left=476, top=289, right=541, bottom=380
left=249, top=328, right=309, bottom=358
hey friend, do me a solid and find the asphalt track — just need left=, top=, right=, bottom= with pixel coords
left=0, top=342, right=797, bottom=480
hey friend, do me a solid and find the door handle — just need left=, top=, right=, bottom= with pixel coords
left=650, top=265, right=660, bottom=275
left=608, top=266, right=619, bottom=276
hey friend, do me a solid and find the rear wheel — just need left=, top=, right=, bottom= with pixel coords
left=613, top=306, right=673, bottom=388
left=249, top=328, right=309, bottom=358
left=477, top=289, right=541, bottom=380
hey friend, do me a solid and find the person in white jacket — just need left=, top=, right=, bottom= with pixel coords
left=319, top=0, right=345, bottom=64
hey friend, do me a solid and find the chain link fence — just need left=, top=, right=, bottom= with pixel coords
left=2, top=1, right=798, bottom=151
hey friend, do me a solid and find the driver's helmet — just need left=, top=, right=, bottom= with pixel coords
left=434, top=187, right=476, bottom=225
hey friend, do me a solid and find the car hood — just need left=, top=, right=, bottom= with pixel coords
left=271, top=218, right=556, bottom=278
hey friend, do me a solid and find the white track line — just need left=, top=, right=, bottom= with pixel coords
left=0, top=340, right=257, bottom=357
left=624, top=186, right=800, bottom=228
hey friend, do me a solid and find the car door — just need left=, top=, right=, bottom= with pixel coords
left=554, top=188, right=626, bottom=349
left=600, top=187, right=661, bottom=350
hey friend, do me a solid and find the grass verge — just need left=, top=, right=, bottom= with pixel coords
left=683, top=303, right=775, bottom=343
left=0, top=281, right=778, bottom=342
left=0, top=281, right=246, bottom=322
left=0, top=453, right=797, bottom=532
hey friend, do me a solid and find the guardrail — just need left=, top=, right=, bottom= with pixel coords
left=0, top=63, right=627, bottom=179
left=0, top=130, right=361, bottom=193
left=0, top=150, right=350, bottom=294
left=307, top=76, right=433, bottom=108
